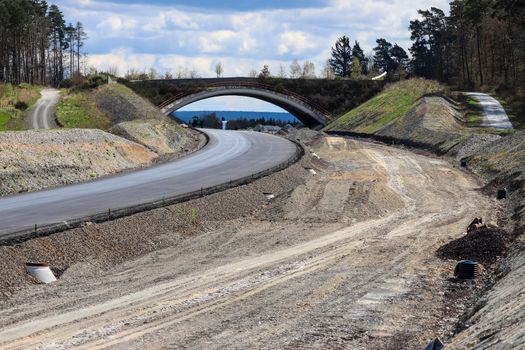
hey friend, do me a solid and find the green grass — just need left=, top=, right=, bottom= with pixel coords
left=0, top=111, right=10, bottom=130
left=0, top=83, right=41, bottom=131
left=324, top=78, right=444, bottom=133
left=56, top=92, right=111, bottom=130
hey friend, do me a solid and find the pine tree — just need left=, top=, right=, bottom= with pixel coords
left=373, top=38, right=394, bottom=73
left=329, top=36, right=352, bottom=77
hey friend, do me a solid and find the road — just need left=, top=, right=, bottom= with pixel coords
left=27, top=88, right=59, bottom=129
left=0, top=137, right=496, bottom=349
left=0, top=129, right=297, bottom=237
left=466, top=92, right=513, bottom=129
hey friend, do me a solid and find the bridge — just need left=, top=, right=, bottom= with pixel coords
left=124, top=78, right=384, bottom=129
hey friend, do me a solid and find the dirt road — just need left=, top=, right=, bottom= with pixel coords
left=465, top=92, right=513, bottom=130
left=27, top=88, right=59, bottom=129
left=0, top=137, right=496, bottom=349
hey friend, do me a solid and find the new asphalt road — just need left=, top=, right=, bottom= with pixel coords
left=27, top=88, right=60, bottom=129
left=0, top=129, right=298, bottom=237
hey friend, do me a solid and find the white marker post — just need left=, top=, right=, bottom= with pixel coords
left=221, top=119, right=228, bottom=130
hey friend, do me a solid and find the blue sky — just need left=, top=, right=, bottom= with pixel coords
left=54, top=0, right=449, bottom=111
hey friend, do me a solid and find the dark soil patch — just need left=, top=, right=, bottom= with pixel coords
left=436, top=228, right=511, bottom=265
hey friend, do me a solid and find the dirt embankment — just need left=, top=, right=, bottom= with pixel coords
left=0, top=136, right=497, bottom=349
left=95, top=83, right=200, bottom=156
left=326, top=79, right=525, bottom=349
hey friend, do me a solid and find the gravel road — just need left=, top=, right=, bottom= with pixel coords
left=27, top=88, right=59, bottom=129
left=466, top=92, right=513, bottom=130
left=0, top=136, right=497, bottom=349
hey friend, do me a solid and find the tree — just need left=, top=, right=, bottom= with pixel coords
left=258, top=65, right=271, bottom=78
left=373, top=38, right=394, bottom=73
left=390, top=44, right=409, bottom=71
left=164, top=71, right=173, bottom=79
left=301, top=61, right=316, bottom=78
left=351, top=57, right=362, bottom=79
left=75, top=21, right=87, bottom=81
left=322, top=59, right=335, bottom=79
left=352, top=41, right=369, bottom=75
left=215, top=61, right=223, bottom=78
left=289, top=59, right=301, bottom=78
left=277, top=64, right=287, bottom=78
left=329, top=35, right=352, bottom=77
left=248, top=69, right=258, bottom=78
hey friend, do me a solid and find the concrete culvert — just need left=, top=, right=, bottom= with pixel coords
left=496, top=189, right=507, bottom=200
left=305, top=168, right=317, bottom=175
left=25, top=263, right=57, bottom=284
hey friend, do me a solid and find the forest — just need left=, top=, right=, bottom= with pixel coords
left=408, top=0, right=524, bottom=89
left=0, top=0, right=86, bottom=87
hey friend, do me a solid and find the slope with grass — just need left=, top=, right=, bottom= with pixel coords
left=324, top=79, right=444, bottom=133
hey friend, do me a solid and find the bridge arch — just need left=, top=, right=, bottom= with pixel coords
left=157, top=82, right=330, bottom=128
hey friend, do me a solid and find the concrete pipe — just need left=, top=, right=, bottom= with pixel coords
left=25, top=263, right=57, bottom=284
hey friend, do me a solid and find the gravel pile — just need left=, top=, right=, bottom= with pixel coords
left=436, top=228, right=511, bottom=265
left=0, top=129, right=157, bottom=196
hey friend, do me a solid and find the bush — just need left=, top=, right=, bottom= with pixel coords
left=14, top=101, right=28, bottom=110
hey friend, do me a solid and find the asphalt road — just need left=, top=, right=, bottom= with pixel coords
left=27, top=88, right=59, bottom=129
left=0, top=129, right=298, bottom=237
left=466, top=92, right=513, bottom=129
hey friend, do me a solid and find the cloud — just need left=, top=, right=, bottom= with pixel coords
left=56, top=0, right=450, bottom=77
left=97, top=16, right=137, bottom=33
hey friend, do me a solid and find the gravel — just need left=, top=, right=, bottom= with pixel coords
left=436, top=228, right=511, bottom=265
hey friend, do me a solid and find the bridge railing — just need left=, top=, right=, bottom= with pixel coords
left=157, top=80, right=331, bottom=119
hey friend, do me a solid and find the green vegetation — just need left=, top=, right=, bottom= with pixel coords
left=324, top=79, right=443, bottom=133
left=56, top=91, right=111, bottom=130
left=0, top=83, right=41, bottom=131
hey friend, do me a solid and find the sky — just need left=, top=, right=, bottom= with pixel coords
left=54, top=0, right=449, bottom=111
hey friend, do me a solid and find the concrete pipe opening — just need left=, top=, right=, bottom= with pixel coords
left=25, top=263, right=57, bottom=284
left=263, top=192, right=275, bottom=200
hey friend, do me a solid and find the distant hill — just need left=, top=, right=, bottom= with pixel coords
left=173, top=111, right=299, bottom=124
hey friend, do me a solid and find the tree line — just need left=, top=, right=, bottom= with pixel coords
left=0, top=0, right=86, bottom=87
left=409, top=0, right=525, bottom=88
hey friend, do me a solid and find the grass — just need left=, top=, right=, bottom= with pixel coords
left=324, top=78, right=444, bottom=133
left=0, top=83, right=41, bottom=131
left=56, top=91, right=111, bottom=130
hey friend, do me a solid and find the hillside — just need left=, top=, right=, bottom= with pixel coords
left=324, top=79, right=444, bottom=133
left=57, top=83, right=199, bottom=156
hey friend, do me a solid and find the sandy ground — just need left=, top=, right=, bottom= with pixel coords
left=0, top=137, right=497, bottom=349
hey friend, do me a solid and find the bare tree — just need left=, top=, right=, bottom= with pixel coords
left=277, top=64, right=287, bottom=78
left=215, top=62, right=224, bottom=78
left=289, top=59, right=302, bottom=78
left=164, top=71, right=173, bottom=79
left=248, top=69, right=258, bottom=78
left=302, top=61, right=316, bottom=78
left=322, top=59, right=335, bottom=79
left=259, top=65, right=271, bottom=78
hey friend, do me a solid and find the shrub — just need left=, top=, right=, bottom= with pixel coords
left=14, top=101, right=28, bottom=110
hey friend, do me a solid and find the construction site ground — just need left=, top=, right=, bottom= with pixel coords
left=0, top=136, right=500, bottom=349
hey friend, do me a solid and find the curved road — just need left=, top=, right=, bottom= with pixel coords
left=0, top=129, right=297, bottom=238
left=27, top=88, right=59, bottom=129
left=466, top=92, right=513, bottom=130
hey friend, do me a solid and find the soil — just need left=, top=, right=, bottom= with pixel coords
left=0, top=136, right=498, bottom=349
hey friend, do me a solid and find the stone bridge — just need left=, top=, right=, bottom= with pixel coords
left=125, top=78, right=384, bottom=129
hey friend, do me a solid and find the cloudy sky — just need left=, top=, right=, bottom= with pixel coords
left=54, top=0, right=449, bottom=111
